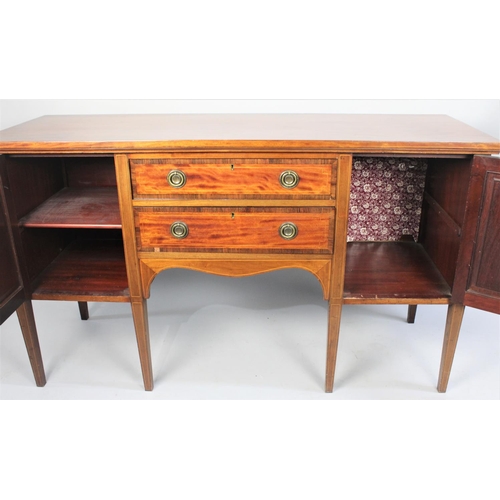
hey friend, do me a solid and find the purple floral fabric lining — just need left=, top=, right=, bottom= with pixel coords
left=347, top=157, right=427, bottom=242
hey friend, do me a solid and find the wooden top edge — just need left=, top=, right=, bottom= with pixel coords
left=0, top=114, right=498, bottom=154
left=0, top=140, right=498, bottom=155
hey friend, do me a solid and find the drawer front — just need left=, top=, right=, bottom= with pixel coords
left=130, top=158, right=336, bottom=199
left=135, top=208, right=334, bottom=253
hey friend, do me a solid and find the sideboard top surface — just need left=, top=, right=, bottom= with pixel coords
left=0, top=114, right=498, bottom=154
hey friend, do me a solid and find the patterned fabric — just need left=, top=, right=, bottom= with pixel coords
left=347, top=157, right=427, bottom=242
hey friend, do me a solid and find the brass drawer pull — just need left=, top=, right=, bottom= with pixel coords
left=170, top=221, right=189, bottom=239
left=167, top=170, right=187, bottom=188
left=279, top=222, right=298, bottom=240
left=279, top=170, right=300, bottom=189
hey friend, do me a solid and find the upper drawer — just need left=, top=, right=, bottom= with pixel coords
left=129, top=158, right=337, bottom=199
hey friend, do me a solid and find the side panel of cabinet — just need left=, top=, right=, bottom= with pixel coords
left=452, top=156, right=500, bottom=314
left=0, top=161, right=25, bottom=324
left=420, top=157, right=471, bottom=288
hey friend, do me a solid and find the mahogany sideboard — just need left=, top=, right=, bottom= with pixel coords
left=0, top=114, right=499, bottom=393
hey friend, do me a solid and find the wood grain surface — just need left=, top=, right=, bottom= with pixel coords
left=19, top=187, right=121, bottom=229
left=452, top=156, right=500, bottom=314
left=343, top=241, right=452, bottom=303
left=31, top=239, right=130, bottom=302
left=131, top=159, right=336, bottom=199
left=135, top=208, right=334, bottom=253
left=0, top=114, right=498, bottom=154
left=140, top=257, right=332, bottom=300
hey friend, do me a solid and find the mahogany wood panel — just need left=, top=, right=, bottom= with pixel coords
left=135, top=208, right=334, bottom=253
left=0, top=166, right=24, bottom=323
left=453, top=156, right=500, bottom=314
left=329, top=155, right=353, bottom=300
left=140, top=257, right=332, bottom=300
left=343, top=242, right=451, bottom=303
left=425, top=158, right=471, bottom=227
left=468, top=173, right=500, bottom=293
left=418, top=158, right=474, bottom=290
left=0, top=115, right=498, bottom=154
left=115, top=155, right=144, bottom=299
left=130, top=158, right=336, bottom=199
left=31, top=239, right=130, bottom=302
left=19, top=187, right=121, bottom=229
left=419, top=196, right=461, bottom=288
left=4, top=156, right=65, bottom=219
left=64, top=156, right=117, bottom=188
left=21, top=228, right=72, bottom=285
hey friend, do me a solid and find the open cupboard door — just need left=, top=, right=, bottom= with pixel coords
left=453, top=156, right=500, bottom=315
left=0, top=159, right=46, bottom=385
left=0, top=163, right=25, bottom=323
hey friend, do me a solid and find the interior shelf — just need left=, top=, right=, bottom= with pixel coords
left=343, top=241, right=452, bottom=304
left=31, top=239, right=130, bottom=302
left=20, top=187, right=121, bottom=229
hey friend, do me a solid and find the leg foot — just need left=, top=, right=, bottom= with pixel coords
left=78, top=301, right=89, bottom=320
left=16, top=301, right=46, bottom=387
left=131, top=299, right=153, bottom=391
left=407, top=305, right=417, bottom=324
left=437, top=303, right=465, bottom=393
left=325, top=302, right=342, bottom=393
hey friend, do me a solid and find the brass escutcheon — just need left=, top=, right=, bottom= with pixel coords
left=279, top=222, right=298, bottom=240
left=170, top=221, right=189, bottom=239
left=167, top=170, right=187, bottom=188
left=279, top=170, right=300, bottom=189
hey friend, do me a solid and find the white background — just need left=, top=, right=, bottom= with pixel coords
left=1, top=2, right=499, bottom=499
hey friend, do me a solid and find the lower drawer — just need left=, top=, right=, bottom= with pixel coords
left=135, top=208, right=335, bottom=253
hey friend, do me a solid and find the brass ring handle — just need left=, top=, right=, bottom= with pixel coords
left=279, top=222, right=298, bottom=240
left=167, top=170, right=187, bottom=188
left=279, top=170, right=300, bottom=189
left=170, top=221, right=189, bottom=239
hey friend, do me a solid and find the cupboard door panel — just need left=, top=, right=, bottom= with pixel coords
left=0, top=164, right=25, bottom=324
left=469, top=172, right=500, bottom=291
left=453, top=156, right=500, bottom=314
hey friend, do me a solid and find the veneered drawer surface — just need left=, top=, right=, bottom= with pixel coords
left=135, top=208, right=334, bottom=253
left=130, top=158, right=336, bottom=199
